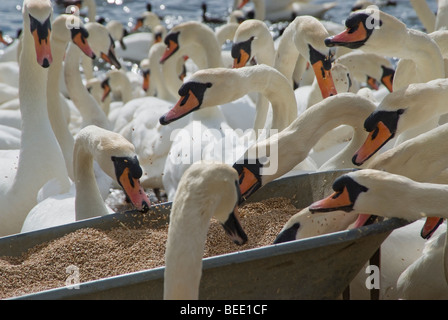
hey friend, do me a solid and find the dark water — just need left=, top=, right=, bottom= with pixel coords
left=0, top=0, right=438, bottom=37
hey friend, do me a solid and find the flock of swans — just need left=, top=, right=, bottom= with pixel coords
left=1, top=0, right=448, bottom=300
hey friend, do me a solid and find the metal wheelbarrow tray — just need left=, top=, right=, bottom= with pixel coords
left=2, top=169, right=408, bottom=300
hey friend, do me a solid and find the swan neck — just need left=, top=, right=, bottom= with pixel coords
left=47, top=38, right=75, bottom=179
left=164, top=195, right=211, bottom=299
left=73, top=137, right=109, bottom=220
left=64, top=42, right=111, bottom=130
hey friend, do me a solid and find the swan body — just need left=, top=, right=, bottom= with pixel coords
left=0, top=0, right=71, bottom=237
left=21, top=125, right=151, bottom=233
left=164, top=161, right=247, bottom=300
left=47, top=14, right=96, bottom=181
left=64, top=22, right=120, bottom=132
left=273, top=16, right=337, bottom=99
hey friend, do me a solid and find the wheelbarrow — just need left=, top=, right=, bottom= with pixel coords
left=2, top=169, right=408, bottom=299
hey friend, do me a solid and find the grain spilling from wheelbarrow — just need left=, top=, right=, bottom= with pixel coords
left=0, top=197, right=298, bottom=299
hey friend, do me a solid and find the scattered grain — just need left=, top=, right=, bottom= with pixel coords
left=0, top=197, right=298, bottom=299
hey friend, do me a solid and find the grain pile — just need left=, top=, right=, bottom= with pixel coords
left=0, top=197, right=299, bottom=299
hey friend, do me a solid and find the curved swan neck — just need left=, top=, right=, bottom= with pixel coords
left=47, top=31, right=75, bottom=180
left=73, top=132, right=110, bottom=220
left=225, top=66, right=297, bottom=131
left=274, top=22, right=302, bottom=83
left=7, top=3, right=70, bottom=233
left=251, top=94, right=375, bottom=184
left=64, top=42, right=111, bottom=130
left=164, top=191, right=212, bottom=300
left=410, top=0, right=436, bottom=33
left=393, top=30, right=445, bottom=90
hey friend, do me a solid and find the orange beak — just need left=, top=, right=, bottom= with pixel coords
left=72, top=31, right=96, bottom=59
left=381, top=68, right=395, bottom=92
left=233, top=48, right=250, bottom=68
left=159, top=89, right=200, bottom=124
left=0, top=32, right=9, bottom=46
left=142, top=70, right=150, bottom=92
left=160, top=39, right=179, bottom=63
left=100, top=48, right=121, bottom=69
left=101, top=81, right=111, bottom=102
left=352, top=121, right=393, bottom=165
left=325, top=22, right=368, bottom=47
left=32, top=28, right=52, bottom=68
left=309, top=186, right=354, bottom=213
left=132, top=19, right=144, bottom=32
left=237, top=0, right=250, bottom=9
left=311, top=60, right=337, bottom=98
left=367, top=76, right=379, bottom=90
left=421, top=217, right=444, bottom=239
left=238, top=167, right=260, bottom=201
left=118, top=167, right=151, bottom=212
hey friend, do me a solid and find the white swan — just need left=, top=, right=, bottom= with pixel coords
left=277, top=124, right=448, bottom=299
left=273, top=15, right=338, bottom=99
left=160, top=21, right=232, bottom=70
left=21, top=125, right=151, bottom=233
left=334, top=51, right=395, bottom=94
left=47, top=14, right=96, bottom=181
left=352, top=78, right=448, bottom=166
left=0, top=0, right=71, bottom=237
left=236, top=0, right=338, bottom=22
left=325, top=8, right=445, bottom=91
left=64, top=22, right=120, bottom=132
left=308, top=169, right=448, bottom=299
left=232, top=92, right=377, bottom=203
left=164, top=161, right=247, bottom=300
left=160, top=64, right=302, bottom=201
left=137, top=42, right=178, bottom=102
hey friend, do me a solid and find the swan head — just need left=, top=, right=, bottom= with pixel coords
left=232, top=158, right=264, bottom=205
left=309, top=172, right=370, bottom=214
left=310, top=169, right=445, bottom=240
left=231, top=19, right=274, bottom=68
left=132, top=11, right=161, bottom=32
left=273, top=207, right=358, bottom=244
left=291, top=16, right=338, bottom=98
left=325, top=8, right=406, bottom=55
left=352, top=108, right=405, bottom=165
left=52, top=14, right=95, bottom=59
left=174, top=161, right=248, bottom=245
left=160, top=21, right=215, bottom=65
left=159, top=80, right=212, bottom=125
left=111, top=155, right=151, bottom=212
left=85, top=22, right=121, bottom=69
left=75, top=125, right=151, bottom=212
left=23, top=0, right=53, bottom=68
